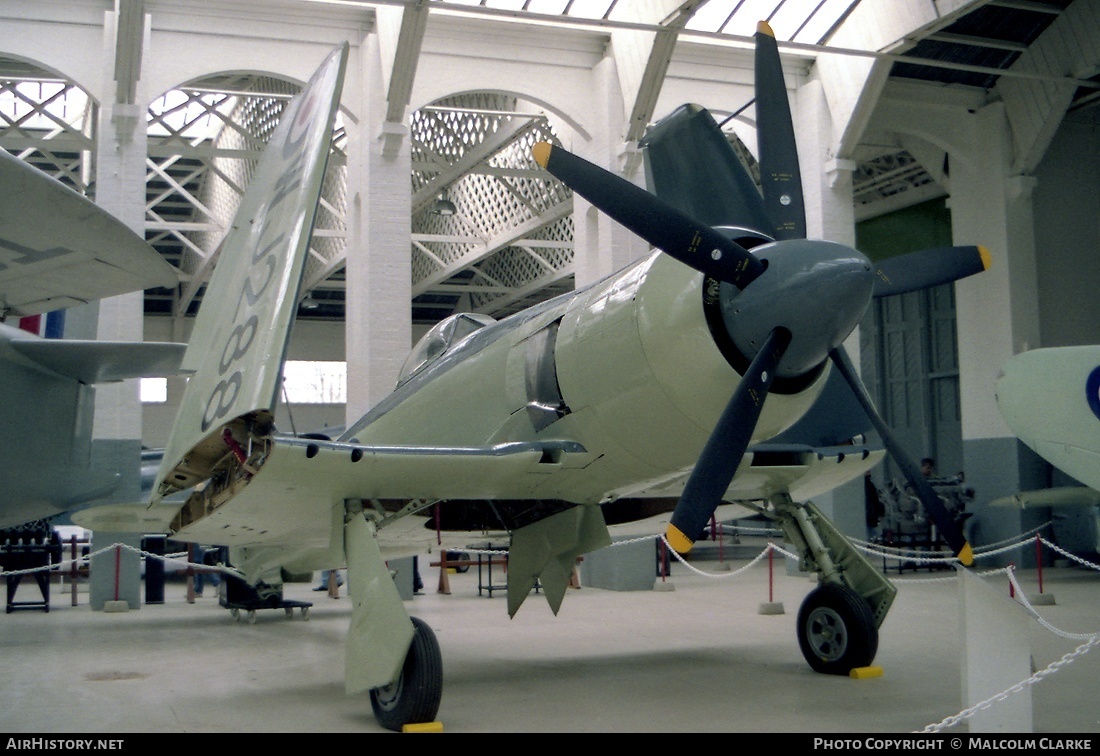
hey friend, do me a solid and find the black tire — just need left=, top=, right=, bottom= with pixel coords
left=796, top=582, right=878, bottom=675
left=453, top=551, right=470, bottom=574
left=370, top=616, right=443, bottom=731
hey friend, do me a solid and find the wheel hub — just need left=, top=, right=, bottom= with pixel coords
left=806, top=606, right=848, bottom=661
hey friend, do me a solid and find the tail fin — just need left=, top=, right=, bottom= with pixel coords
left=154, top=44, right=349, bottom=502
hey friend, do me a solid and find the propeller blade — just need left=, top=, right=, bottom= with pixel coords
left=872, top=245, right=991, bottom=297
left=755, top=21, right=806, bottom=241
left=827, top=345, right=974, bottom=566
left=533, top=142, right=767, bottom=289
left=666, top=327, right=792, bottom=554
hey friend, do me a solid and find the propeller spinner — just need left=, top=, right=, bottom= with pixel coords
left=534, top=21, right=979, bottom=566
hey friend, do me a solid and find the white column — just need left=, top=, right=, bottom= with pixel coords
left=569, top=52, right=648, bottom=289
left=88, top=97, right=147, bottom=503
left=345, top=33, right=412, bottom=424
left=952, top=102, right=1041, bottom=444
left=950, top=101, right=1043, bottom=559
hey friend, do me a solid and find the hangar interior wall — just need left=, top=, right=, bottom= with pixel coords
left=3, top=2, right=1097, bottom=565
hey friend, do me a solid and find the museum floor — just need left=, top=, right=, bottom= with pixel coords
left=1, top=541, right=1098, bottom=734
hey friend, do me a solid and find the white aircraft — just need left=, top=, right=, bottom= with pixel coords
left=994, top=345, right=1100, bottom=553
left=78, top=26, right=991, bottom=731
left=0, top=143, right=184, bottom=529
left=997, top=345, right=1100, bottom=492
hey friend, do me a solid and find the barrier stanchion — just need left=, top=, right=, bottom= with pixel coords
left=758, top=541, right=784, bottom=615
left=186, top=544, right=196, bottom=603
left=102, top=544, right=130, bottom=612
left=1030, top=535, right=1056, bottom=605
left=1036, top=535, right=1045, bottom=595
left=69, top=535, right=78, bottom=607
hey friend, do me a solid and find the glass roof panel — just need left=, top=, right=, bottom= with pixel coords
left=426, top=0, right=858, bottom=47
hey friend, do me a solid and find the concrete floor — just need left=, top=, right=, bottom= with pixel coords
left=1, top=542, right=1098, bottom=734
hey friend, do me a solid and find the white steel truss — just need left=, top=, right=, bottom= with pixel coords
left=410, top=93, right=574, bottom=323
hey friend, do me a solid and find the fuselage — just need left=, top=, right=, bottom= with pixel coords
left=997, top=345, right=1100, bottom=491
left=340, top=251, right=828, bottom=505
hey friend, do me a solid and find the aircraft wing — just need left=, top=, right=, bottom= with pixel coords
left=988, top=486, right=1100, bottom=509
left=164, top=436, right=881, bottom=553
left=0, top=147, right=179, bottom=317
left=154, top=44, right=348, bottom=502
left=167, top=437, right=590, bottom=546
left=71, top=500, right=184, bottom=534
left=8, top=336, right=188, bottom=383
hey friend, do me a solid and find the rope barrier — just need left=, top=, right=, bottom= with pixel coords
left=3, top=524, right=1096, bottom=732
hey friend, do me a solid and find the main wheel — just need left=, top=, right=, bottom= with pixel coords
left=797, top=582, right=878, bottom=675
left=370, top=616, right=442, bottom=731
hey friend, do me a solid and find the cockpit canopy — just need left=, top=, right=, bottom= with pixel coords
left=397, top=312, right=497, bottom=388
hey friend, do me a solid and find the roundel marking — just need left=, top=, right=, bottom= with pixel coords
left=1087, top=365, right=1100, bottom=422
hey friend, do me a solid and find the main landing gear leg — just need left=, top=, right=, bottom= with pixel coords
left=343, top=501, right=442, bottom=731
left=770, top=493, right=897, bottom=675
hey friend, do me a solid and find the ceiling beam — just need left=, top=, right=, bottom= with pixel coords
left=608, top=0, right=711, bottom=175
left=376, top=0, right=430, bottom=155
left=113, top=0, right=145, bottom=106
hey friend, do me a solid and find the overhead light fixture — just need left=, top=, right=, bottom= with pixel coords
left=432, top=193, right=457, bottom=216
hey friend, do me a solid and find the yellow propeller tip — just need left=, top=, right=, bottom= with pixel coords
left=757, top=21, right=775, bottom=38
left=978, top=245, right=992, bottom=271
left=958, top=542, right=975, bottom=567
left=665, top=524, right=694, bottom=555
left=532, top=141, right=552, bottom=168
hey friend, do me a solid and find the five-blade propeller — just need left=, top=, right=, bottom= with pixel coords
left=533, top=20, right=979, bottom=565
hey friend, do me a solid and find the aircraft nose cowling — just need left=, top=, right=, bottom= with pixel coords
left=717, top=239, right=874, bottom=380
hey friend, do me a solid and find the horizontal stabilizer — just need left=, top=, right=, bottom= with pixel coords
left=9, top=336, right=188, bottom=383
left=0, top=148, right=178, bottom=317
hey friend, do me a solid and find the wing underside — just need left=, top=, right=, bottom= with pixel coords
left=0, top=147, right=178, bottom=318
left=158, top=436, right=882, bottom=552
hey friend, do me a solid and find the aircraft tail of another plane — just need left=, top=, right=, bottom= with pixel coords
left=152, top=44, right=349, bottom=504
